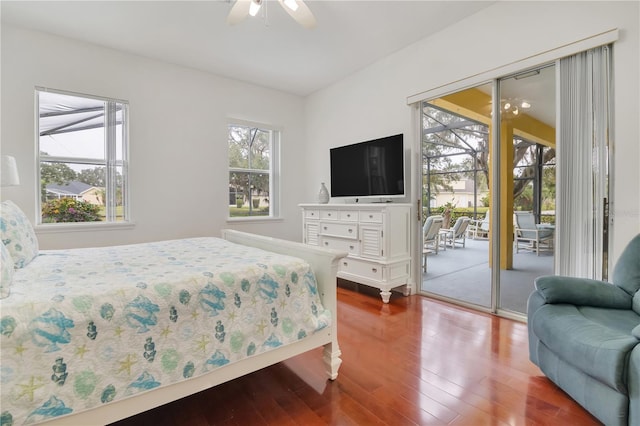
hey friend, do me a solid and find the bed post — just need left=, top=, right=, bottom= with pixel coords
left=319, top=248, right=343, bottom=380
left=323, top=343, right=342, bottom=380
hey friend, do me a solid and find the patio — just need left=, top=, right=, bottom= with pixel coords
left=421, top=237, right=554, bottom=314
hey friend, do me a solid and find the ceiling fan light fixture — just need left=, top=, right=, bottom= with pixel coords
left=227, top=0, right=316, bottom=29
left=249, top=0, right=262, bottom=17
left=283, top=0, right=299, bottom=11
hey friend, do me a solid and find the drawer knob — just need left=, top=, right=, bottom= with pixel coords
left=324, top=242, right=329, bottom=246
left=369, top=214, right=373, bottom=218
left=323, top=226, right=327, bottom=230
left=343, top=262, right=348, bottom=266
left=349, top=245, right=354, bottom=250
left=348, top=228, right=353, bottom=233
left=328, top=213, right=332, bottom=216
left=347, top=214, right=351, bottom=217
left=372, top=268, right=378, bottom=273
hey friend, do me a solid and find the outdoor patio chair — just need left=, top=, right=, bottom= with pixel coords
left=514, top=211, right=554, bottom=256
left=422, top=215, right=444, bottom=272
left=443, top=216, right=470, bottom=249
left=467, top=210, right=490, bottom=239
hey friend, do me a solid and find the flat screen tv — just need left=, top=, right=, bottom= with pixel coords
left=330, top=134, right=405, bottom=199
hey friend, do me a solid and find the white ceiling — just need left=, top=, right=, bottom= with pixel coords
left=1, top=0, right=495, bottom=96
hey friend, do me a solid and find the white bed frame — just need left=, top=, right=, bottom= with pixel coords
left=42, top=230, right=346, bottom=425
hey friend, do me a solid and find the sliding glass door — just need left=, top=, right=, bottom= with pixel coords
left=415, top=35, right=615, bottom=319
left=420, top=65, right=556, bottom=317
left=420, top=83, right=493, bottom=310
left=497, top=65, right=556, bottom=314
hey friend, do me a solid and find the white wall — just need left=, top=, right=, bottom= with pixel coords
left=2, top=2, right=638, bottom=263
left=305, top=1, right=640, bottom=264
left=1, top=25, right=309, bottom=249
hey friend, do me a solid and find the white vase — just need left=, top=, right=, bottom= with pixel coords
left=318, top=182, right=330, bottom=204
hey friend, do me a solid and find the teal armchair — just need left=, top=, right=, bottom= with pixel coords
left=527, top=234, right=640, bottom=426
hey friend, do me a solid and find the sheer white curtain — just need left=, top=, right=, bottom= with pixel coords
left=556, top=45, right=612, bottom=279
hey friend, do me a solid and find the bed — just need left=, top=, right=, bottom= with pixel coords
left=1, top=202, right=346, bottom=425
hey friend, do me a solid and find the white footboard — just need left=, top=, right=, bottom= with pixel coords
left=41, top=231, right=345, bottom=425
left=221, top=229, right=346, bottom=380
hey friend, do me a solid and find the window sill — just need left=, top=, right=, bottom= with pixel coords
left=226, top=217, right=283, bottom=224
left=35, top=221, right=136, bottom=234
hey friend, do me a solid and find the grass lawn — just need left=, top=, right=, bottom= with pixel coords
left=229, top=206, right=269, bottom=217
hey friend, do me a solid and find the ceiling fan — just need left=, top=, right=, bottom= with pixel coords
left=227, top=0, right=317, bottom=29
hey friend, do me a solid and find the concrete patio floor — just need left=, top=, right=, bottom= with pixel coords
left=421, top=237, right=554, bottom=314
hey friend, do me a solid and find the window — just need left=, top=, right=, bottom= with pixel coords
left=228, top=122, right=279, bottom=219
left=36, top=88, right=129, bottom=224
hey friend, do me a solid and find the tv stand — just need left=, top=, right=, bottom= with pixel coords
left=300, top=203, right=412, bottom=303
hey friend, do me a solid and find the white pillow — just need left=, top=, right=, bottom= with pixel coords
left=0, top=200, right=39, bottom=268
left=1, top=242, right=14, bottom=298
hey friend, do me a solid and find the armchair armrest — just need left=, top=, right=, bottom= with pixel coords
left=534, top=275, right=632, bottom=309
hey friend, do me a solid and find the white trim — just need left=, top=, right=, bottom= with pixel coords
left=407, top=28, right=619, bottom=104
left=226, top=216, right=284, bottom=224
left=35, top=86, right=129, bottom=105
left=226, top=120, right=281, bottom=220
left=225, top=117, right=283, bottom=132
left=35, top=87, right=130, bottom=226
left=35, top=221, right=135, bottom=234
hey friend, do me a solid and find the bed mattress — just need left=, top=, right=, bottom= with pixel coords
left=0, top=237, right=330, bottom=424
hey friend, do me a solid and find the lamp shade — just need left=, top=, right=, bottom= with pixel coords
left=1, top=155, right=20, bottom=186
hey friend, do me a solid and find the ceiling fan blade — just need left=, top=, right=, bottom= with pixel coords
left=227, top=0, right=251, bottom=25
left=278, top=0, right=317, bottom=29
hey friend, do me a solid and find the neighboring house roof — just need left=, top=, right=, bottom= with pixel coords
left=46, top=181, right=99, bottom=196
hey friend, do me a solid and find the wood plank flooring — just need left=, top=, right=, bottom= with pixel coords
left=111, top=282, right=601, bottom=425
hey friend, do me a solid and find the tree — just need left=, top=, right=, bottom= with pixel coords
left=422, top=104, right=557, bottom=214
left=228, top=126, right=271, bottom=210
left=422, top=104, right=489, bottom=212
left=77, top=167, right=106, bottom=187
left=40, top=162, right=76, bottom=201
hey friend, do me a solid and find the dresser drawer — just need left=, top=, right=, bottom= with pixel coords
left=320, top=222, right=357, bottom=239
left=304, top=209, right=320, bottom=219
left=359, top=210, right=383, bottom=223
left=338, top=210, right=358, bottom=222
left=320, top=210, right=339, bottom=220
left=339, top=258, right=383, bottom=281
left=320, top=237, right=359, bottom=254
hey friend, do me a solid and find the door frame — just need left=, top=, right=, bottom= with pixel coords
left=410, top=29, right=618, bottom=316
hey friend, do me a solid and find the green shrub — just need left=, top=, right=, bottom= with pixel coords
left=42, top=198, right=102, bottom=223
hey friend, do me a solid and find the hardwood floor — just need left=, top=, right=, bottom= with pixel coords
left=111, top=283, right=601, bottom=426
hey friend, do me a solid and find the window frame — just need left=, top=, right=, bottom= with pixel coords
left=35, top=87, right=130, bottom=226
left=227, top=119, right=280, bottom=221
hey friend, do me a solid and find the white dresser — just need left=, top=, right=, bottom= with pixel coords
left=300, top=203, right=412, bottom=303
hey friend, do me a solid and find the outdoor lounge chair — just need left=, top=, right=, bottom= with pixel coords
left=467, top=210, right=490, bottom=239
left=443, top=216, right=470, bottom=249
left=422, top=215, right=444, bottom=272
left=514, top=211, right=554, bottom=255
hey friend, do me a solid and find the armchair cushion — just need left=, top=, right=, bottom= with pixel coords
left=535, top=275, right=632, bottom=309
left=531, top=304, right=639, bottom=393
